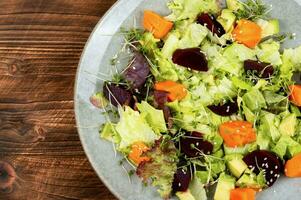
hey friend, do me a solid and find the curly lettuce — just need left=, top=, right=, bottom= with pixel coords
left=137, top=139, right=179, bottom=199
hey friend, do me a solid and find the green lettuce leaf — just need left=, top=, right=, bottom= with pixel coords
left=223, top=43, right=256, bottom=62
left=210, top=159, right=226, bottom=179
left=236, top=169, right=267, bottom=189
left=256, top=131, right=270, bottom=150
left=280, top=45, right=301, bottom=80
left=167, top=98, right=213, bottom=131
left=263, top=91, right=288, bottom=114
left=116, top=106, right=159, bottom=150
left=155, top=53, right=179, bottom=81
left=232, top=77, right=252, bottom=91
left=162, top=32, right=180, bottom=58
left=242, top=105, right=256, bottom=123
left=263, top=91, right=286, bottom=105
left=196, top=171, right=211, bottom=184
left=290, top=45, right=301, bottom=70
left=139, top=32, right=160, bottom=55
left=137, top=101, right=167, bottom=134
left=272, top=135, right=301, bottom=159
left=100, top=122, right=121, bottom=144
left=137, top=139, right=179, bottom=199
left=161, top=23, right=208, bottom=58
left=256, top=40, right=282, bottom=66
left=242, top=89, right=267, bottom=111
left=224, top=143, right=257, bottom=155
left=204, top=132, right=224, bottom=152
left=178, top=23, right=208, bottom=49
left=258, top=112, right=281, bottom=142
left=166, top=0, right=220, bottom=21
left=205, top=43, right=255, bottom=75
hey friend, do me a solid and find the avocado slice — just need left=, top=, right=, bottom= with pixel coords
left=279, top=113, right=297, bottom=137
left=226, top=0, right=244, bottom=11
left=176, top=190, right=196, bottom=200
left=214, top=173, right=235, bottom=200
left=256, top=19, right=280, bottom=38
left=225, top=154, right=248, bottom=178
left=217, top=9, right=236, bottom=33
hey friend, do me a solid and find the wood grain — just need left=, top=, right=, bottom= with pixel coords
left=0, top=0, right=117, bottom=199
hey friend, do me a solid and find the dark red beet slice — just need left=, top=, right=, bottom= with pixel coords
left=208, top=100, right=238, bottom=116
left=172, top=48, right=208, bottom=71
left=243, top=150, right=283, bottom=187
left=244, top=60, right=274, bottom=79
left=180, top=132, right=213, bottom=158
left=154, top=90, right=173, bottom=128
left=162, top=106, right=173, bottom=129
left=172, top=168, right=191, bottom=192
left=103, top=83, right=133, bottom=107
left=154, top=90, right=169, bottom=108
left=197, top=13, right=225, bottom=37
left=123, top=52, right=150, bottom=89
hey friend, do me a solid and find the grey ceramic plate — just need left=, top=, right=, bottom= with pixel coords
left=75, top=0, right=301, bottom=199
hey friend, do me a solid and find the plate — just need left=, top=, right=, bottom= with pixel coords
left=74, top=0, right=301, bottom=199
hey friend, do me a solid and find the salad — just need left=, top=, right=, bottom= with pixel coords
left=90, top=0, right=301, bottom=199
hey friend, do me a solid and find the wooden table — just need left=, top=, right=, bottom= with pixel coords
left=0, top=0, right=117, bottom=199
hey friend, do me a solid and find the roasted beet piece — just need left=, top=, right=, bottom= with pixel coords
left=154, top=90, right=173, bottom=128
left=162, top=106, right=173, bottom=129
left=244, top=60, right=274, bottom=78
left=172, top=168, right=191, bottom=192
left=197, top=13, right=225, bottom=37
left=154, top=90, right=169, bottom=107
left=103, top=83, right=133, bottom=107
left=208, top=100, right=239, bottom=116
left=180, top=132, right=213, bottom=158
left=123, top=52, right=150, bottom=89
left=243, top=150, right=283, bottom=187
left=172, top=48, right=208, bottom=72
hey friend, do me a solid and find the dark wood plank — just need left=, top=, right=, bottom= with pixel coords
left=0, top=0, right=117, bottom=199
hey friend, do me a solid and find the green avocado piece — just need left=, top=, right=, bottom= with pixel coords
left=279, top=113, right=297, bottom=137
left=217, top=9, right=236, bottom=32
left=226, top=0, right=244, bottom=11
left=256, top=19, right=280, bottom=38
left=176, top=190, right=196, bottom=200
left=214, top=173, right=235, bottom=200
left=225, top=154, right=248, bottom=178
